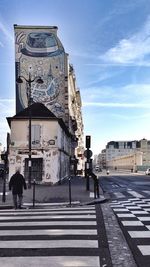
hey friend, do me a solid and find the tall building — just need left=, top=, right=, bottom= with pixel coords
left=7, top=25, right=84, bottom=183
left=14, top=25, right=71, bottom=122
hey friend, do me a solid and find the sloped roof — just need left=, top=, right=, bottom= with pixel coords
left=13, top=102, right=57, bottom=118
left=7, top=102, right=72, bottom=138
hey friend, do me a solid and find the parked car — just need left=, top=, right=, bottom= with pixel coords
left=145, top=168, right=150, bottom=175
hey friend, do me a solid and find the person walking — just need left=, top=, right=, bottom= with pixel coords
left=9, top=168, right=27, bottom=209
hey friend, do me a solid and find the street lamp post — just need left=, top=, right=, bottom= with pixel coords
left=16, top=72, right=43, bottom=188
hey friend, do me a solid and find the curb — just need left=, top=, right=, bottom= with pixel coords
left=83, top=197, right=109, bottom=206
left=0, top=198, right=109, bottom=210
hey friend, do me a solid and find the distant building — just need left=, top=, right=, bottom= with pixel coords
left=108, top=152, right=143, bottom=172
left=98, top=149, right=106, bottom=169
left=106, top=140, right=137, bottom=162
left=106, top=139, right=150, bottom=170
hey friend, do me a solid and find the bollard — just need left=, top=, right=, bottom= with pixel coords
left=96, top=178, right=100, bottom=198
left=69, top=177, right=72, bottom=206
left=32, top=179, right=36, bottom=208
left=94, top=180, right=96, bottom=199
left=90, top=171, right=100, bottom=199
left=2, top=169, right=6, bottom=203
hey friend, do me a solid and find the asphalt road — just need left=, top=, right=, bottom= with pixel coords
left=99, top=172, right=150, bottom=267
left=99, top=172, right=150, bottom=198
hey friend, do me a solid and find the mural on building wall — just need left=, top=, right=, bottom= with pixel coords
left=14, top=26, right=67, bottom=120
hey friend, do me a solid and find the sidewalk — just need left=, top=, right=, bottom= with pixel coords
left=0, top=176, right=106, bottom=209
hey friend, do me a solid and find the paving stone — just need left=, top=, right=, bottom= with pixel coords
left=101, top=202, right=137, bottom=267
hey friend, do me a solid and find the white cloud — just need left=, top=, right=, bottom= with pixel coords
left=110, top=112, right=150, bottom=120
left=123, top=83, right=150, bottom=96
left=0, top=21, right=13, bottom=42
left=82, top=83, right=150, bottom=105
left=100, top=16, right=150, bottom=65
left=83, top=101, right=150, bottom=108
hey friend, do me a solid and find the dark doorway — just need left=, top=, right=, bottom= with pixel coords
left=25, top=158, right=43, bottom=182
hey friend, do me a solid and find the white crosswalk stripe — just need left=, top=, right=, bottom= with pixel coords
left=110, top=190, right=150, bottom=199
left=127, top=191, right=144, bottom=198
left=113, top=192, right=125, bottom=198
left=0, top=256, right=99, bottom=267
left=0, top=206, right=100, bottom=267
left=111, top=197, right=150, bottom=266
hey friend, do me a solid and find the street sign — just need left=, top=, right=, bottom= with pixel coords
left=84, top=149, right=93, bottom=158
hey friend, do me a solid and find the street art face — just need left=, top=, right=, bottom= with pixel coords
left=15, top=27, right=67, bottom=119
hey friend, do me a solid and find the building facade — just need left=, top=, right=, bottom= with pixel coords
left=7, top=103, right=73, bottom=184
left=108, top=152, right=143, bottom=171
left=68, top=65, right=84, bottom=173
left=106, top=140, right=137, bottom=162
left=96, top=149, right=106, bottom=169
left=106, top=139, right=150, bottom=170
left=7, top=25, right=84, bottom=183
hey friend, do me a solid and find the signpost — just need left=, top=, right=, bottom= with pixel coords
left=84, top=136, right=93, bottom=191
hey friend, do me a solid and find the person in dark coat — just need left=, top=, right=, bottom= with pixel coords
left=9, top=169, right=27, bottom=209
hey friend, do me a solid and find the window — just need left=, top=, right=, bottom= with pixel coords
left=31, top=125, right=41, bottom=146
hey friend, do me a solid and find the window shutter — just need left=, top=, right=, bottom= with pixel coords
left=31, top=125, right=41, bottom=145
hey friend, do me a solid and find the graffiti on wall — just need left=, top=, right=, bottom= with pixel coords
left=15, top=27, right=67, bottom=120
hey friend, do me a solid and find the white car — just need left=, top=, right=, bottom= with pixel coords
left=145, top=168, right=150, bottom=175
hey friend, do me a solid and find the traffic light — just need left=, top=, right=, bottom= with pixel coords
left=86, top=135, right=91, bottom=149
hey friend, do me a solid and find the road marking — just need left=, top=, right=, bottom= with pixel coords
left=113, top=192, right=125, bottom=198
left=127, top=191, right=144, bottom=198
left=137, top=204, right=150, bottom=207
left=138, top=245, right=150, bottom=256
left=0, top=221, right=97, bottom=226
left=0, top=229, right=97, bottom=236
left=117, top=214, right=135, bottom=218
left=121, top=221, right=144, bottom=226
left=0, top=256, right=100, bottom=267
left=0, top=214, right=96, bottom=220
left=0, top=205, right=100, bottom=266
left=127, top=206, right=142, bottom=209
left=0, top=210, right=96, bottom=215
left=0, top=240, right=99, bottom=248
left=130, top=210, right=148, bottom=214
left=113, top=208, right=127, bottom=211
left=138, top=217, right=150, bottom=221
left=129, top=231, right=150, bottom=238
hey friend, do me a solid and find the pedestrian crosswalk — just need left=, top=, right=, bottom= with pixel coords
left=111, top=198, right=150, bottom=267
left=109, top=189, right=150, bottom=199
left=0, top=206, right=101, bottom=267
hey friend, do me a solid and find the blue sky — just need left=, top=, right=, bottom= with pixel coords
left=1, top=0, right=150, bottom=155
